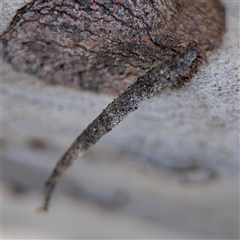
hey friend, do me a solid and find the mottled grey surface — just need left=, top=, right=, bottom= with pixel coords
left=1, top=0, right=239, bottom=239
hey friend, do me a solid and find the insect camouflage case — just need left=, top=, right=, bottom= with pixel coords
left=1, top=0, right=225, bottom=211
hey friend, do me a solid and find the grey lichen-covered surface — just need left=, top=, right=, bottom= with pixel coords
left=1, top=0, right=239, bottom=239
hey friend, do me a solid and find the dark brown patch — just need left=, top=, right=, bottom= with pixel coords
left=0, top=138, right=7, bottom=148
left=27, top=138, right=46, bottom=150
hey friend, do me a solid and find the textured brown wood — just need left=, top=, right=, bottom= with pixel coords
left=1, top=0, right=224, bottom=94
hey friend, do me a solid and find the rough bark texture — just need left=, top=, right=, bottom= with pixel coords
left=1, top=0, right=224, bottom=94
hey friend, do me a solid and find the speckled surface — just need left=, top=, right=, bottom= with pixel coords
left=1, top=0, right=239, bottom=239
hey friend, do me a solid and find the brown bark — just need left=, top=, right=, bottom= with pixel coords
left=1, top=0, right=224, bottom=94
